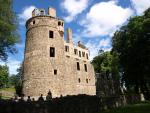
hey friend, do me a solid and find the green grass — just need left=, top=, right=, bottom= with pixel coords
left=102, top=101, right=150, bottom=113
left=0, top=87, right=15, bottom=92
left=1, top=96, right=11, bottom=100
left=0, top=88, right=15, bottom=100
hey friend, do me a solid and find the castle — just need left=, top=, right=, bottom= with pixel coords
left=22, top=7, right=96, bottom=98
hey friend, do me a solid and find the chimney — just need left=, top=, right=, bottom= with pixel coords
left=48, top=7, right=56, bottom=17
left=67, top=28, right=73, bottom=44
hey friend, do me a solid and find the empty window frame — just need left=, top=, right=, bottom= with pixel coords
left=82, top=52, right=85, bottom=57
left=50, top=47, right=55, bottom=57
left=86, top=79, right=88, bottom=83
left=77, top=62, right=80, bottom=70
left=84, top=64, right=87, bottom=72
left=49, top=31, right=54, bottom=38
left=65, top=46, right=69, bottom=52
left=61, top=22, right=64, bottom=26
left=58, top=21, right=61, bottom=26
left=33, top=20, right=35, bottom=24
left=74, top=49, right=78, bottom=55
left=78, top=78, right=81, bottom=83
left=86, top=53, right=89, bottom=59
left=40, top=10, right=45, bottom=15
left=54, top=69, right=57, bottom=75
left=79, top=51, right=81, bottom=57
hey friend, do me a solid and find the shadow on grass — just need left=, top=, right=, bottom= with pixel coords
left=102, top=101, right=150, bottom=113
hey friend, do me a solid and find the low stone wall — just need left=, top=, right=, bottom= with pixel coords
left=0, top=94, right=141, bottom=113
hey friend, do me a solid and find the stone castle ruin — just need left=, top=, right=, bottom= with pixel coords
left=23, top=7, right=96, bottom=98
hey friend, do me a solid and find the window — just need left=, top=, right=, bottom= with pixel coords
left=65, top=46, right=69, bottom=52
left=40, top=10, right=45, bottom=15
left=54, top=69, right=57, bottom=75
left=77, top=62, right=80, bottom=70
left=86, top=79, right=88, bottom=83
left=49, top=31, right=54, bottom=38
left=62, top=22, right=64, bottom=26
left=86, top=53, right=89, bottom=59
left=74, top=49, right=78, bottom=55
left=82, top=52, right=85, bottom=57
left=58, top=21, right=61, bottom=26
left=33, top=20, right=35, bottom=24
left=79, top=51, right=81, bottom=57
left=50, top=47, right=55, bottom=57
left=84, top=64, right=87, bottom=72
left=78, top=78, right=81, bottom=83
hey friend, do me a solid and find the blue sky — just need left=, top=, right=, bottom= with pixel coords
left=1, top=0, right=150, bottom=74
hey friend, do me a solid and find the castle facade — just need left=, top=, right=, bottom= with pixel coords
left=23, top=7, right=96, bottom=98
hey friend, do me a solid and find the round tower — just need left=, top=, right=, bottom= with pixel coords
left=23, top=8, right=65, bottom=98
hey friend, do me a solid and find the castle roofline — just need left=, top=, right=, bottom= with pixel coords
left=25, top=15, right=64, bottom=28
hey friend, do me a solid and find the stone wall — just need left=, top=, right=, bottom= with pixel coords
left=0, top=94, right=141, bottom=113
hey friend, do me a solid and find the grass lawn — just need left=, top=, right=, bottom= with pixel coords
left=102, top=101, right=150, bottom=113
left=0, top=87, right=15, bottom=100
left=0, top=87, right=15, bottom=92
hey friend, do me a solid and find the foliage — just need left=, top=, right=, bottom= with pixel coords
left=7, top=64, right=23, bottom=96
left=92, top=51, right=112, bottom=74
left=0, top=0, right=19, bottom=61
left=9, top=74, right=18, bottom=86
left=0, top=65, right=9, bottom=88
left=15, top=64, right=23, bottom=96
left=112, top=8, right=150, bottom=95
left=92, top=51, right=119, bottom=80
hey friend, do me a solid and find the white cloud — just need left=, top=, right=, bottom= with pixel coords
left=131, top=0, right=150, bottom=15
left=99, top=38, right=111, bottom=48
left=85, top=38, right=112, bottom=60
left=61, top=0, right=89, bottom=22
left=80, top=1, right=133, bottom=37
left=19, top=6, right=36, bottom=25
left=0, top=58, right=21, bottom=75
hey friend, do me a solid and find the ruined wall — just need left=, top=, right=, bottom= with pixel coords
left=63, top=43, right=96, bottom=96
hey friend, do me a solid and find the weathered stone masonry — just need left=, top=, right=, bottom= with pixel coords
left=23, top=7, right=96, bottom=98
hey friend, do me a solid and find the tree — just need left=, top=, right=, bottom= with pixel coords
left=92, top=51, right=112, bottom=76
left=112, top=8, right=150, bottom=98
left=92, top=51, right=120, bottom=95
left=15, top=64, right=23, bottom=96
left=8, top=64, right=23, bottom=96
left=9, top=74, right=18, bottom=86
left=0, top=0, right=19, bottom=61
left=92, top=51, right=120, bottom=79
left=0, top=65, right=9, bottom=88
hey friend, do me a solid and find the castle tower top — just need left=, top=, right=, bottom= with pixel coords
left=48, top=7, right=56, bottom=17
left=32, top=8, right=46, bottom=17
left=32, top=7, right=56, bottom=18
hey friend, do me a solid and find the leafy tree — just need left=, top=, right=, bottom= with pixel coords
left=15, top=64, right=23, bottom=96
left=0, top=65, right=9, bottom=88
left=92, top=50, right=120, bottom=79
left=0, top=0, right=19, bottom=61
left=112, top=8, right=150, bottom=98
left=8, top=64, right=23, bottom=96
left=92, top=51, right=112, bottom=76
left=9, top=74, right=18, bottom=86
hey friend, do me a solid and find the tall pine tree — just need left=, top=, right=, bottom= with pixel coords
left=0, top=0, right=19, bottom=61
